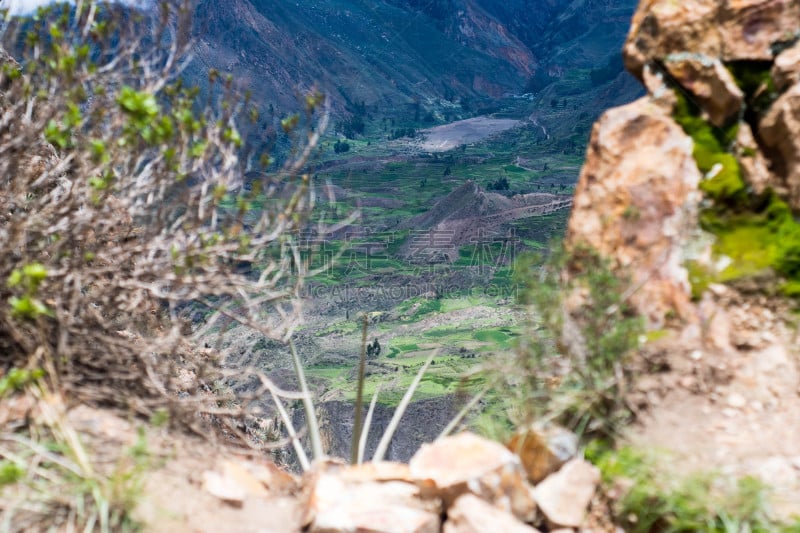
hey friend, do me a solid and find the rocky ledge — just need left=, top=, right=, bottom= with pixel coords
left=188, top=431, right=602, bottom=533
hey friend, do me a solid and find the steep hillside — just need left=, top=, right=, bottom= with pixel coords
left=189, top=0, right=638, bottom=113
left=189, top=0, right=534, bottom=112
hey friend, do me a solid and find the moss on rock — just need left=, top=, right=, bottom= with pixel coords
left=671, top=87, right=800, bottom=298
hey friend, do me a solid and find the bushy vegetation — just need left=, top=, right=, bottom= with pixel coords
left=0, top=1, right=323, bottom=527
left=494, top=245, right=642, bottom=441
left=487, top=176, right=510, bottom=191
left=334, top=139, right=351, bottom=153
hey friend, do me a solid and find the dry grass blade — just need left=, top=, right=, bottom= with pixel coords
left=372, top=349, right=438, bottom=463
left=259, top=374, right=311, bottom=471
left=351, top=314, right=369, bottom=464
left=288, top=339, right=323, bottom=462
left=357, top=386, right=380, bottom=465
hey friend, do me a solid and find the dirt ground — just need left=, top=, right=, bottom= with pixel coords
left=412, top=116, right=523, bottom=152
left=628, top=289, right=800, bottom=520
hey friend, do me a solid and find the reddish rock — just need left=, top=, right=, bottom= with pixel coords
left=443, top=494, right=540, bottom=533
left=624, top=0, right=799, bottom=80
left=624, top=0, right=722, bottom=80
left=409, top=432, right=536, bottom=522
left=760, top=83, right=800, bottom=210
left=567, top=97, right=704, bottom=326
left=736, top=122, right=775, bottom=196
left=532, top=459, right=600, bottom=529
left=663, top=54, right=743, bottom=127
left=507, top=426, right=577, bottom=484
left=719, top=0, right=800, bottom=62
left=773, top=42, right=800, bottom=92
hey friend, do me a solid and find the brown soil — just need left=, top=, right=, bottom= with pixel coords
left=628, top=288, right=800, bottom=520
left=412, top=116, right=523, bottom=152
left=397, top=181, right=572, bottom=259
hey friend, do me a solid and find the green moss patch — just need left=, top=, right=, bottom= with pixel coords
left=672, top=90, right=800, bottom=298
left=672, top=91, right=744, bottom=204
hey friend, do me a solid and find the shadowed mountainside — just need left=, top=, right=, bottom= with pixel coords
left=189, top=0, right=638, bottom=112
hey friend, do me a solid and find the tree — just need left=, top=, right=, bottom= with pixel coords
left=366, top=338, right=381, bottom=358
left=340, top=114, right=365, bottom=138
left=487, top=177, right=509, bottom=191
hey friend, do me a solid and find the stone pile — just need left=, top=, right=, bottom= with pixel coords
left=199, top=431, right=601, bottom=533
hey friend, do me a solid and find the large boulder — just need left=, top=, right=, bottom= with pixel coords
left=662, top=54, right=744, bottom=127
left=760, top=83, right=800, bottom=208
left=624, top=0, right=800, bottom=79
left=409, top=432, right=537, bottom=522
left=718, top=0, right=800, bottom=61
left=566, top=97, right=703, bottom=325
left=623, top=0, right=722, bottom=80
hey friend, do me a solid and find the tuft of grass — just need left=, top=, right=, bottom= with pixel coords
left=672, top=90, right=744, bottom=204
left=589, top=445, right=799, bottom=533
left=0, top=389, right=151, bottom=532
left=489, top=245, right=643, bottom=442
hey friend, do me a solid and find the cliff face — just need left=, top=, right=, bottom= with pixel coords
left=567, top=0, right=800, bottom=326
left=565, top=0, right=800, bottom=519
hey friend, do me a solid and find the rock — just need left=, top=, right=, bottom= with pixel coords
left=726, top=392, right=747, bottom=408
left=304, top=471, right=440, bottom=533
left=0, top=392, right=36, bottom=428
left=624, top=0, right=800, bottom=80
left=507, top=426, right=578, bottom=484
left=735, top=122, right=774, bottom=195
left=335, top=461, right=415, bottom=484
left=663, top=54, right=743, bottom=127
left=566, top=97, right=704, bottom=326
left=760, top=83, right=800, bottom=210
left=718, top=1, right=800, bottom=62
left=202, top=471, right=247, bottom=507
left=219, top=460, right=270, bottom=498
left=443, top=494, right=540, bottom=533
left=773, top=42, right=800, bottom=92
left=624, top=0, right=722, bottom=81
left=409, top=432, right=536, bottom=522
left=66, top=405, right=136, bottom=446
left=642, top=64, right=678, bottom=111
left=532, top=459, right=600, bottom=529
left=245, top=460, right=298, bottom=494
left=201, top=458, right=294, bottom=507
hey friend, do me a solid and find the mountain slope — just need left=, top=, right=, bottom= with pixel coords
left=189, top=0, right=638, bottom=112
left=190, top=0, right=536, bottom=111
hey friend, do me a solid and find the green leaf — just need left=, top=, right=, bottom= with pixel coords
left=117, top=86, right=159, bottom=119
left=22, top=263, right=47, bottom=284
left=6, top=269, right=22, bottom=288
left=190, top=141, right=208, bottom=158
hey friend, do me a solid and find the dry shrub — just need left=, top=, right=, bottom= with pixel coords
left=0, top=0, right=322, bottom=417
